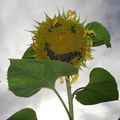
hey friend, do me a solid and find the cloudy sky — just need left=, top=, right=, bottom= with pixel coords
left=0, top=0, right=120, bottom=120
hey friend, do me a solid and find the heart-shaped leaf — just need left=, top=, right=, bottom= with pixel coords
left=85, top=22, right=111, bottom=47
left=75, top=67, right=119, bottom=105
left=7, top=108, right=37, bottom=120
left=8, top=59, right=78, bottom=97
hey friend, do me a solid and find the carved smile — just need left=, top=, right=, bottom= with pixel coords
left=44, top=43, right=81, bottom=62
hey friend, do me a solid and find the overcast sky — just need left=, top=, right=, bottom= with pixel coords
left=0, top=0, right=120, bottom=120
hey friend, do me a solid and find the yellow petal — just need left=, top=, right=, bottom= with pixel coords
left=86, top=29, right=96, bottom=37
left=71, top=73, right=79, bottom=84
left=66, top=10, right=76, bottom=19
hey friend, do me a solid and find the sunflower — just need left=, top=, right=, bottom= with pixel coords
left=31, top=10, right=96, bottom=83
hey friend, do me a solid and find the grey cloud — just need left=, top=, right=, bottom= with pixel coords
left=101, top=0, right=120, bottom=41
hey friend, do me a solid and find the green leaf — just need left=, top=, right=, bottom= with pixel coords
left=85, top=22, right=111, bottom=47
left=7, top=108, right=37, bottom=120
left=8, top=59, right=78, bottom=97
left=22, top=46, right=35, bottom=59
left=75, top=67, right=119, bottom=105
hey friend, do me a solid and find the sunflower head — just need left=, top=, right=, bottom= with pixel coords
left=32, top=10, right=96, bottom=67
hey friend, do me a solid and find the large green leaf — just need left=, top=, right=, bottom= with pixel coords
left=8, top=59, right=78, bottom=97
left=75, top=67, right=119, bottom=105
left=85, top=22, right=111, bottom=47
left=7, top=108, right=37, bottom=120
left=22, top=46, right=35, bottom=59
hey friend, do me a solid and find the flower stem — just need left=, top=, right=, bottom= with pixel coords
left=53, top=88, right=71, bottom=119
left=66, top=76, right=74, bottom=120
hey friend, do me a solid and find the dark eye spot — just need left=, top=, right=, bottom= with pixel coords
left=54, top=23, right=62, bottom=28
left=48, top=23, right=62, bottom=32
left=71, top=26, right=76, bottom=33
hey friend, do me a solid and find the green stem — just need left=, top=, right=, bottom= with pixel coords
left=53, top=88, right=71, bottom=119
left=66, top=76, right=74, bottom=120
